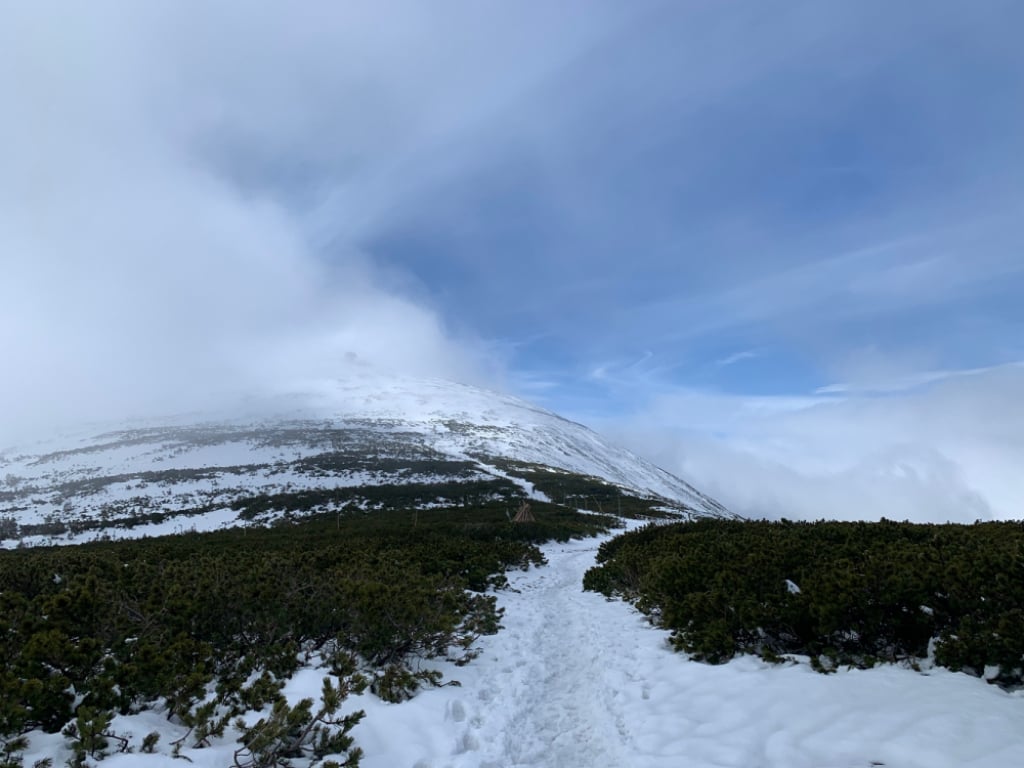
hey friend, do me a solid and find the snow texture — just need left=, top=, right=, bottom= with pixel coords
left=350, top=532, right=1024, bottom=768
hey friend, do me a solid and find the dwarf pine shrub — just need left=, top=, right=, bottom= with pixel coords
left=584, top=518, right=1024, bottom=685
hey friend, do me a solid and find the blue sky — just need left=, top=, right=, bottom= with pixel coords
left=356, top=1, right=1024, bottom=416
left=2, top=1, right=1023, bottom=521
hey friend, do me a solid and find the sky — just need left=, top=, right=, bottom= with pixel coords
left=2, top=1, right=1023, bottom=522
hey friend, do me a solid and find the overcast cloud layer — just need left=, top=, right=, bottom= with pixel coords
left=2, top=2, right=1022, bottom=522
left=0, top=2, right=602, bottom=433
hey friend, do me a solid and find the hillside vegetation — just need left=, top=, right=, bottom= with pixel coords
left=584, top=518, right=1024, bottom=685
left=0, top=501, right=617, bottom=767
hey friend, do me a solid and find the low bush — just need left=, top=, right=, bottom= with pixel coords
left=0, top=501, right=615, bottom=762
left=584, top=518, right=1024, bottom=684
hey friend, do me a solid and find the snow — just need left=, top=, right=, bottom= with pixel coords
left=464, top=457, right=552, bottom=503
left=349, top=532, right=1024, bottom=768
left=22, top=528, right=1023, bottom=768
left=2, top=376, right=735, bottom=547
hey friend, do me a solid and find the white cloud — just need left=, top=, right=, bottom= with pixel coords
left=816, top=359, right=1024, bottom=395
left=715, top=350, right=759, bottom=367
left=601, top=365, right=1024, bottom=523
left=0, top=2, right=622, bottom=441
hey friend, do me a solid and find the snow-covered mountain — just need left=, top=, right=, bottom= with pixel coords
left=0, top=376, right=734, bottom=546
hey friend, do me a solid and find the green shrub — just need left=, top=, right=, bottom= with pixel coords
left=0, top=501, right=614, bottom=758
left=233, top=678, right=364, bottom=768
left=584, top=519, right=1024, bottom=684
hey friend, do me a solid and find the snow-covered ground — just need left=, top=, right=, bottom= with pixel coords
left=23, top=529, right=1023, bottom=768
left=1, top=376, right=733, bottom=544
left=353, top=533, right=1024, bottom=768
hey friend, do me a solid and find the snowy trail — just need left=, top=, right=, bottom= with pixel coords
left=355, top=531, right=1024, bottom=768
left=356, top=535, right=641, bottom=768
left=487, top=541, right=631, bottom=767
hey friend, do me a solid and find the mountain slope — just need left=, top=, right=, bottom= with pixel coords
left=0, top=376, right=734, bottom=546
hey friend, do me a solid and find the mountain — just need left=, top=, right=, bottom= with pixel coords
left=0, top=376, right=734, bottom=546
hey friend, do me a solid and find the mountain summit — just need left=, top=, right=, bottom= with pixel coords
left=0, top=376, right=733, bottom=546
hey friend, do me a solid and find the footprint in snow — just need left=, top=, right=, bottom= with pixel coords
left=446, top=699, right=467, bottom=723
left=453, top=728, right=480, bottom=754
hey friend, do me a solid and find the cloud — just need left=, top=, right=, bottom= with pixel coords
left=715, top=350, right=759, bottom=368
left=600, top=364, right=1024, bottom=523
left=816, top=359, right=1024, bottom=396
left=359, top=0, right=1024, bottom=389
left=0, top=2, right=624, bottom=440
